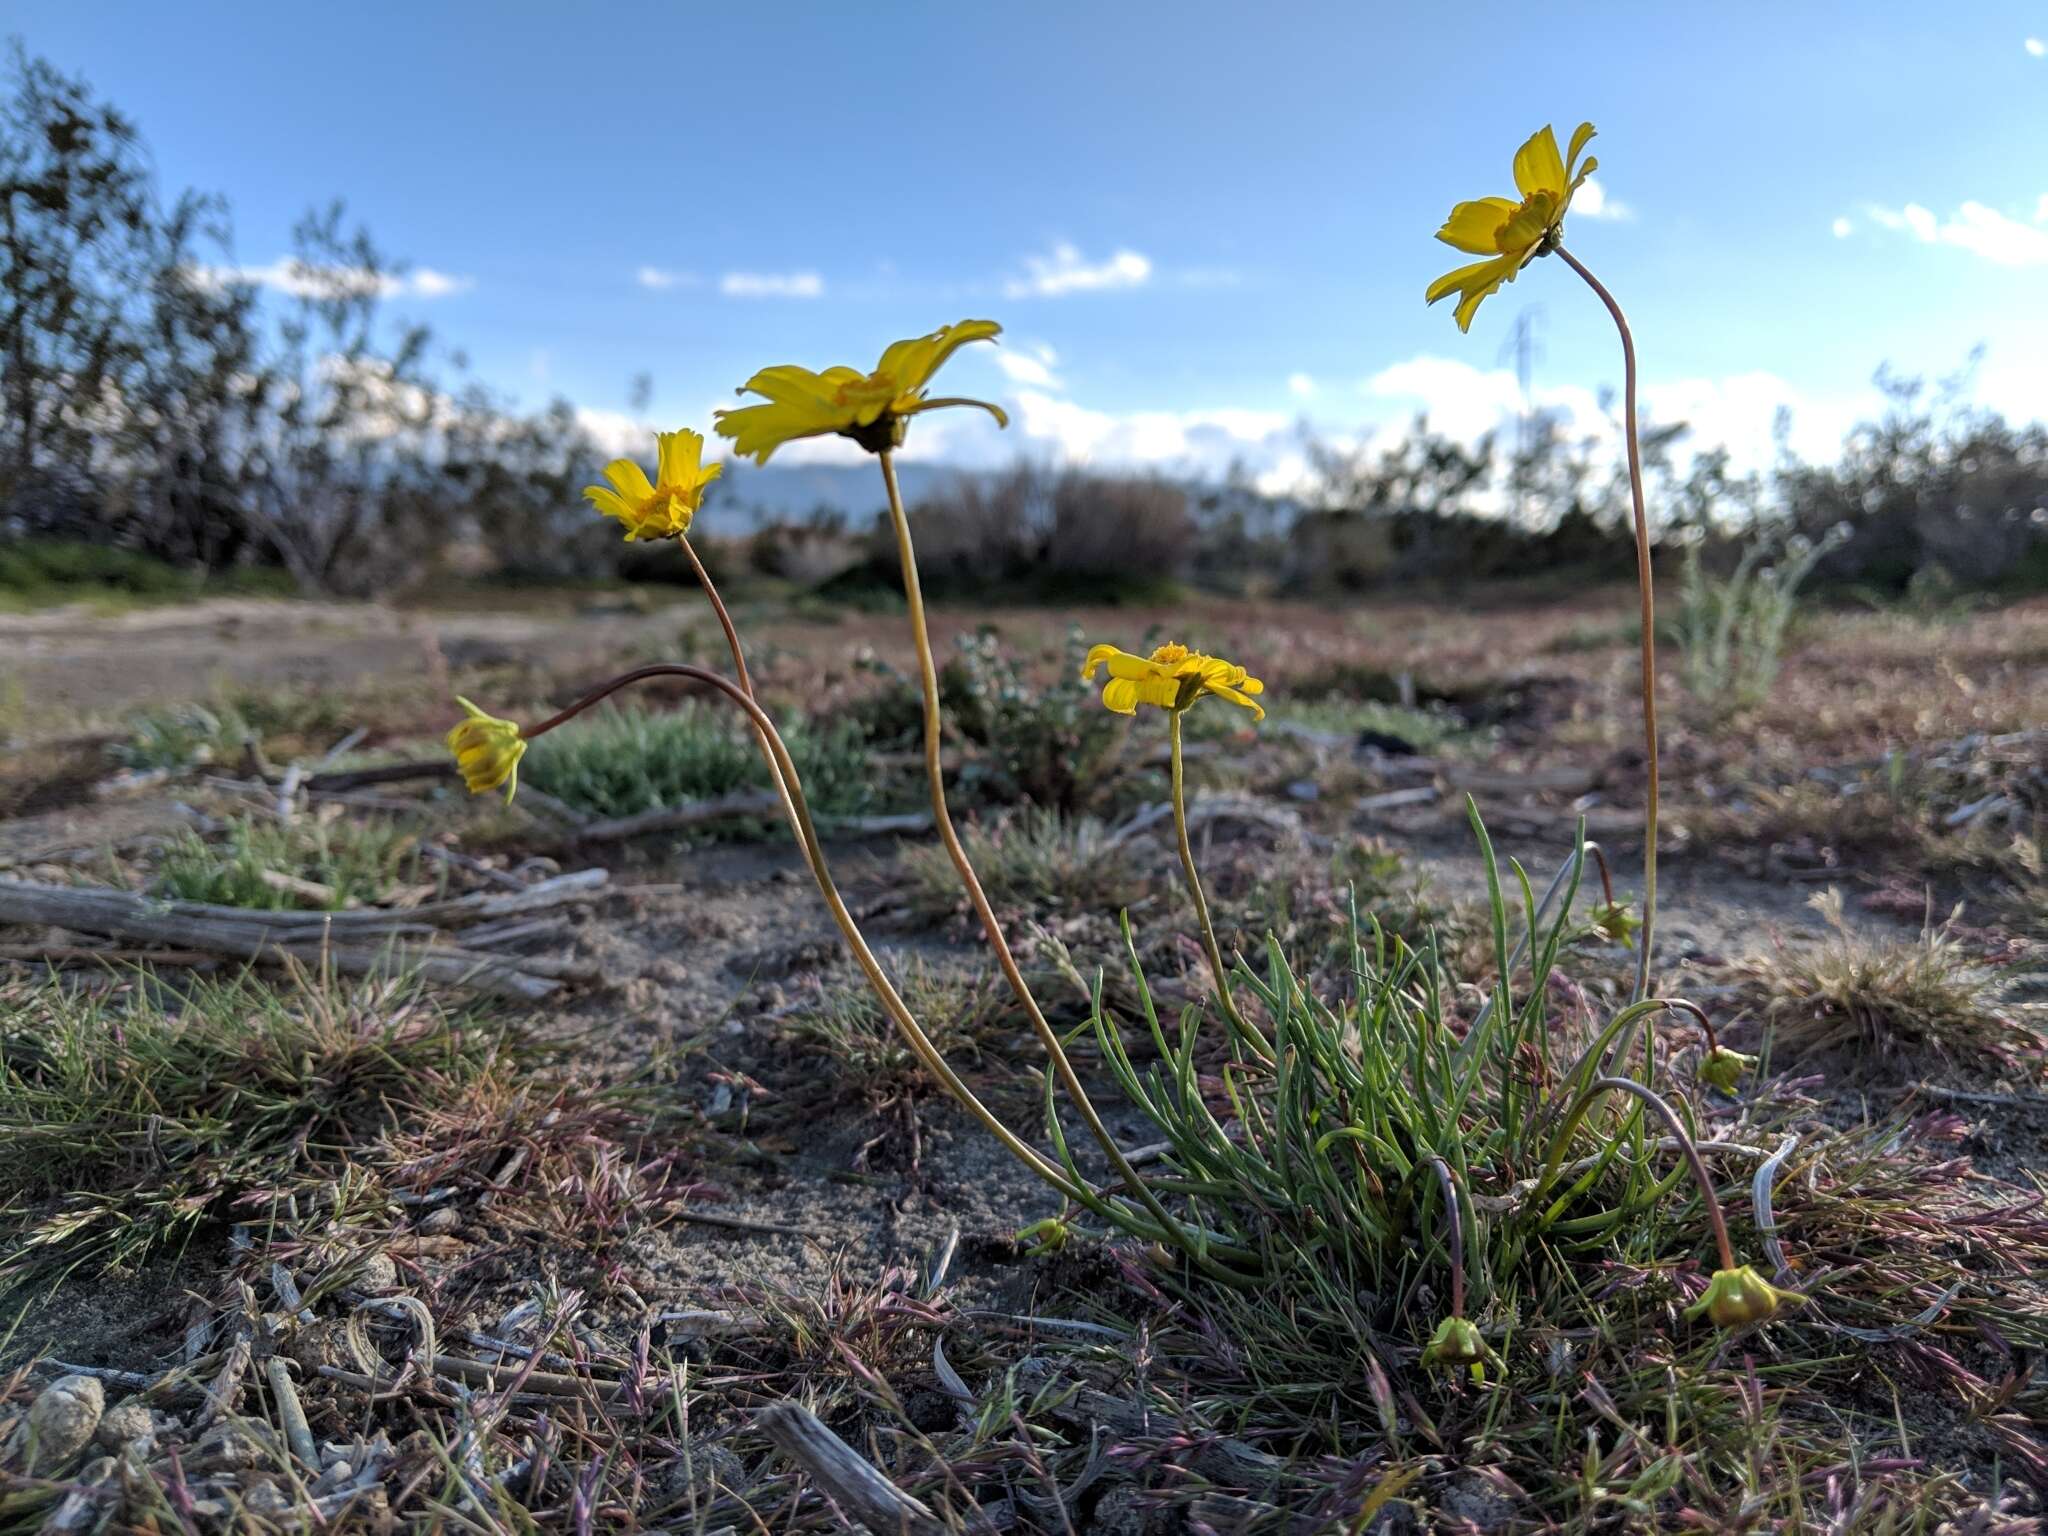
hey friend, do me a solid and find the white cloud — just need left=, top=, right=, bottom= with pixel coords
left=1865, top=198, right=2048, bottom=267
left=1367, top=355, right=1532, bottom=442
left=185, top=258, right=473, bottom=301
left=636, top=265, right=698, bottom=290
left=1575, top=179, right=1633, bottom=221
left=1004, top=243, right=1152, bottom=299
left=2027, top=36, right=2045, bottom=55
left=1831, top=216, right=1854, bottom=239
left=1288, top=372, right=1316, bottom=399
left=1005, top=389, right=1288, bottom=470
left=1362, top=353, right=1872, bottom=481
left=719, top=270, right=825, bottom=299
left=993, top=343, right=1062, bottom=390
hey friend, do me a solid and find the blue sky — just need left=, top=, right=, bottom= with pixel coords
left=12, top=2, right=2048, bottom=489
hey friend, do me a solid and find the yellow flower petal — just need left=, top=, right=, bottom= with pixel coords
left=583, top=485, right=631, bottom=520
left=1565, top=122, right=1598, bottom=180
left=603, top=458, right=655, bottom=504
left=1512, top=125, right=1566, bottom=199
left=1101, top=677, right=1141, bottom=714
left=1207, top=683, right=1266, bottom=720
left=656, top=429, right=700, bottom=487
left=716, top=324, right=1007, bottom=463
left=1436, top=197, right=1518, bottom=254
left=1426, top=254, right=1521, bottom=331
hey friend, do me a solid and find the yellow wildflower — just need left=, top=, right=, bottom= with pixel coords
left=582, top=428, right=722, bottom=541
left=714, top=320, right=1009, bottom=463
left=1080, top=642, right=1266, bottom=720
left=446, top=697, right=526, bottom=803
left=1685, top=1264, right=1805, bottom=1328
left=1420, top=1316, right=1493, bottom=1383
left=1426, top=122, right=1598, bottom=331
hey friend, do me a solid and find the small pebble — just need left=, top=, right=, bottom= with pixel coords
left=94, top=1399, right=154, bottom=1452
left=417, top=1207, right=462, bottom=1236
left=11, top=1374, right=103, bottom=1472
left=358, top=1253, right=400, bottom=1290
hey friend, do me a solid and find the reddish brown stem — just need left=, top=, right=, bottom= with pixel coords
left=1555, top=244, right=1659, bottom=1006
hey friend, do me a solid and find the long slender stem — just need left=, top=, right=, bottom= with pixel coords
left=524, top=664, right=1085, bottom=1202
left=678, top=534, right=797, bottom=832
left=875, top=449, right=1186, bottom=1243
left=1555, top=243, right=1658, bottom=1005
left=1169, top=712, right=1271, bottom=1059
left=1424, top=1155, right=1466, bottom=1319
left=1541, top=1074, right=1735, bottom=1272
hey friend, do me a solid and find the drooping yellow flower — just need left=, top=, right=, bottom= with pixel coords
left=582, top=428, right=723, bottom=541
left=1426, top=122, right=1598, bottom=332
left=446, top=698, right=527, bottom=803
left=1080, top=642, right=1266, bottom=720
left=1684, top=1264, right=1805, bottom=1329
left=714, top=320, right=1009, bottom=463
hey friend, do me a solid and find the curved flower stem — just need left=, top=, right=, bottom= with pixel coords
left=1424, top=1155, right=1466, bottom=1319
left=1583, top=840, right=1617, bottom=910
left=1169, top=712, right=1272, bottom=1060
left=1540, top=1073, right=1735, bottom=1272
left=523, top=664, right=1086, bottom=1203
left=677, top=534, right=798, bottom=832
left=876, top=449, right=1186, bottom=1242
left=1554, top=244, right=1658, bottom=1006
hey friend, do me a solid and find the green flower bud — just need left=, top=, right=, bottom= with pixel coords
left=1588, top=899, right=1641, bottom=948
left=1683, top=1265, right=1804, bottom=1328
left=1697, top=1045, right=1757, bottom=1095
left=1015, top=1216, right=1072, bottom=1256
left=1420, top=1316, right=1492, bottom=1382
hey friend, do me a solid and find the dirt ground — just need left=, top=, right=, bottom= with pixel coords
left=2, top=584, right=2043, bottom=1531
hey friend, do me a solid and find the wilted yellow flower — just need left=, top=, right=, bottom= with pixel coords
left=1698, top=1044, right=1758, bottom=1095
left=1426, top=122, right=1598, bottom=332
left=446, top=697, right=526, bottom=803
left=583, top=428, right=722, bottom=541
left=714, top=320, right=1009, bottom=463
left=1420, top=1316, right=1493, bottom=1382
left=1685, top=1264, right=1805, bottom=1328
left=1080, top=642, right=1266, bottom=720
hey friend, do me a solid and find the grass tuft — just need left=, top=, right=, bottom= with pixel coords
left=1748, top=888, right=2040, bottom=1065
left=521, top=700, right=884, bottom=828
left=154, top=810, right=428, bottom=909
left=0, top=970, right=509, bottom=1283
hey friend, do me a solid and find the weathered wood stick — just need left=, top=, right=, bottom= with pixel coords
left=755, top=1402, right=944, bottom=1536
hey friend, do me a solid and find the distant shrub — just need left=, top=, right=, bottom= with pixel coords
left=1677, top=522, right=1848, bottom=717
left=521, top=702, right=880, bottom=827
left=939, top=628, right=1125, bottom=812
left=819, top=463, right=1192, bottom=605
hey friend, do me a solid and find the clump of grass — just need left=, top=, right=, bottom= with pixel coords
left=154, top=811, right=427, bottom=909
left=784, top=960, right=1010, bottom=1103
left=521, top=701, right=881, bottom=827
left=108, top=702, right=237, bottom=771
left=110, top=680, right=398, bottom=772
left=900, top=809, right=1154, bottom=920
left=1749, top=888, right=2038, bottom=1065
left=0, top=971, right=511, bottom=1282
